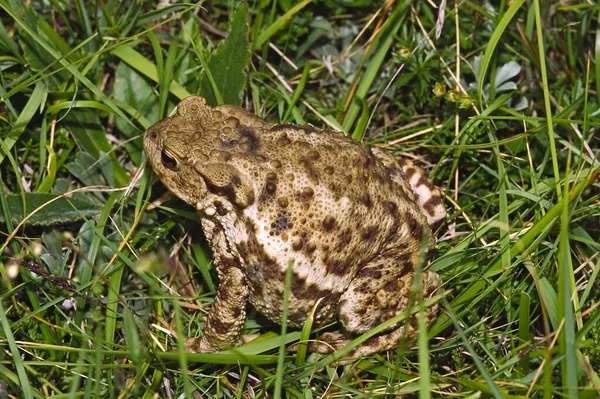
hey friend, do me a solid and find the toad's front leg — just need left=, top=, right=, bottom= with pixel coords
left=185, top=266, right=248, bottom=353
left=185, top=219, right=249, bottom=353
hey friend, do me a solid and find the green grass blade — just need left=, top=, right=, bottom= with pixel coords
left=0, top=301, right=34, bottom=399
left=596, top=9, right=600, bottom=104
left=0, top=81, right=46, bottom=164
left=534, top=0, right=562, bottom=199
left=476, top=0, right=526, bottom=104
left=282, top=63, right=310, bottom=122
left=517, top=292, right=531, bottom=375
left=253, top=0, right=313, bottom=50
left=342, top=2, right=408, bottom=133
left=557, top=163, right=578, bottom=397
left=73, top=192, right=120, bottom=331
left=418, top=298, right=431, bottom=399
left=274, top=261, right=293, bottom=398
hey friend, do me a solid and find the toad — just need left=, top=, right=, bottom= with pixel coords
left=143, top=96, right=445, bottom=357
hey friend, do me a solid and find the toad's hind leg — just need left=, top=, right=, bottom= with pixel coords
left=312, top=262, right=441, bottom=358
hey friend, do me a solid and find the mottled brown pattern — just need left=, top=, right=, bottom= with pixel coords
left=144, top=96, right=446, bottom=358
left=237, top=125, right=260, bottom=153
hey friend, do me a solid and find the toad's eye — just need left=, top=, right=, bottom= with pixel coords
left=161, top=148, right=180, bottom=171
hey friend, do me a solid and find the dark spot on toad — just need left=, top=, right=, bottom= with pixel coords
left=276, top=134, right=291, bottom=146
left=203, top=175, right=253, bottom=208
left=249, top=250, right=280, bottom=283
left=359, top=267, right=382, bottom=280
left=407, top=216, right=423, bottom=238
left=259, top=173, right=278, bottom=202
left=303, top=125, right=316, bottom=134
left=360, top=192, right=372, bottom=208
left=277, top=196, right=289, bottom=208
left=417, top=174, right=432, bottom=188
left=215, top=201, right=228, bottom=216
left=307, top=150, right=320, bottom=161
left=271, top=159, right=282, bottom=168
left=360, top=225, right=378, bottom=240
left=299, top=159, right=320, bottom=184
left=322, top=215, right=335, bottom=231
left=210, top=319, right=234, bottom=334
left=326, top=258, right=350, bottom=276
left=403, top=167, right=416, bottom=179
left=271, top=213, right=289, bottom=235
left=289, top=273, right=307, bottom=297
left=292, top=238, right=304, bottom=251
left=304, top=241, right=316, bottom=254
left=297, top=186, right=314, bottom=201
left=386, top=201, right=398, bottom=213
left=423, top=195, right=442, bottom=216
left=359, top=152, right=371, bottom=168
left=237, top=126, right=260, bottom=152
left=383, top=280, right=399, bottom=293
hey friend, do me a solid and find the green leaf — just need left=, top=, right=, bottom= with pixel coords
left=494, top=61, right=521, bottom=89
left=199, top=2, right=250, bottom=106
left=111, top=45, right=190, bottom=100
left=123, top=308, right=146, bottom=367
left=63, top=111, right=128, bottom=187
left=113, top=62, right=160, bottom=137
left=0, top=193, right=101, bottom=226
left=66, top=151, right=108, bottom=187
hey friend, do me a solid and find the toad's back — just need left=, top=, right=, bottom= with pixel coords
left=226, top=121, right=442, bottom=325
